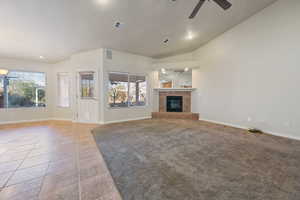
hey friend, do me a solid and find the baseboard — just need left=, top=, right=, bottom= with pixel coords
left=200, top=118, right=300, bottom=141
left=199, top=118, right=248, bottom=130
left=0, top=118, right=52, bottom=125
left=0, top=118, right=72, bottom=125
left=51, top=118, right=73, bottom=122
left=102, top=116, right=152, bottom=125
left=263, top=130, right=300, bottom=141
left=72, top=120, right=102, bottom=125
left=0, top=116, right=151, bottom=126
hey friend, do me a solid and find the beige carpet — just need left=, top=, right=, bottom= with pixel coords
left=92, top=119, right=300, bottom=200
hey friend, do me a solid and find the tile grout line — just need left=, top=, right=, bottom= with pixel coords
left=37, top=135, right=51, bottom=199
left=0, top=137, right=53, bottom=190
left=37, top=157, right=51, bottom=199
left=75, top=126, right=82, bottom=200
left=1, top=146, right=35, bottom=189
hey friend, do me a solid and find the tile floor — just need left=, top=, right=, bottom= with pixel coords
left=0, top=121, right=122, bottom=200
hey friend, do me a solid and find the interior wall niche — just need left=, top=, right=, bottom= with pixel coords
left=159, top=69, right=192, bottom=88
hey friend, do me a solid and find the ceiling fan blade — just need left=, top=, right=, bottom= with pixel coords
left=189, top=0, right=205, bottom=19
left=212, top=0, right=232, bottom=10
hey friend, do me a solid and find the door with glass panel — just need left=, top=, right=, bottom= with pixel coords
left=76, top=71, right=98, bottom=123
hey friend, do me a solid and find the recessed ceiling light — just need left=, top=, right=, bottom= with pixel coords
left=39, top=56, right=44, bottom=59
left=161, top=68, right=166, bottom=74
left=185, top=31, right=194, bottom=40
left=97, top=0, right=109, bottom=5
left=184, top=67, right=189, bottom=72
left=0, top=69, right=8, bottom=75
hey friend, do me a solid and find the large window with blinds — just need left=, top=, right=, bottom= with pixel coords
left=108, top=72, right=147, bottom=108
left=0, top=70, right=46, bottom=108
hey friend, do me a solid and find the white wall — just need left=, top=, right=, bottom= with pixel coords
left=0, top=57, right=53, bottom=123
left=50, top=49, right=153, bottom=124
left=160, top=0, right=300, bottom=140
left=48, top=59, right=73, bottom=120
left=153, top=52, right=194, bottom=64
left=102, top=49, right=154, bottom=123
left=50, top=49, right=103, bottom=123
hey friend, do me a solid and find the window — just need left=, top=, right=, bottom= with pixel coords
left=129, top=75, right=146, bottom=106
left=0, top=71, right=46, bottom=108
left=80, top=72, right=95, bottom=98
left=0, top=77, right=4, bottom=108
left=57, top=73, right=70, bottom=107
left=108, top=72, right=147, bottom=108
left=108, top=73, right=128, bottom=108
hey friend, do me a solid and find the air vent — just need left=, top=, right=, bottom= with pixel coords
left=106, top=49, right=112, bottom=60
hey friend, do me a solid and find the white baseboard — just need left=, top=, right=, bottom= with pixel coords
left=200, top=118, right=300, bottom=141
left=102, top=116, right=152, bottom=125
left=71, top=120, right=102, bottom=125
left=51, top=118, right=73, bottom=122
left=0, top=117, right=151, bottom=126
left=200, top=118, right=248, bottom=130
left=0, top=118, right=51, bottom=125
left=262, top=130, right=300, bottom=141
left=0, top=118, right=72, bottom=125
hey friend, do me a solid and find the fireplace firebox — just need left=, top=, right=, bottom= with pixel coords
left=167, top=96, right=183, bottom=112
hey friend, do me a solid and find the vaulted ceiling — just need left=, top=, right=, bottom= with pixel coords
left=0, top=0, right=277, bottom=62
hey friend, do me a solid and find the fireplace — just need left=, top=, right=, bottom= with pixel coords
left=152, top=90, right=199, bottom=120
left=167, top=96, right=183, bottom=112
left=158, top=91, right=191, bottom=113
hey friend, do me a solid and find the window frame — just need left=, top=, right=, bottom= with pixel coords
left=0, top=69, right=47, bottom=110
left=128, top=74, right=147, bottom=107
left=108, top=71, right=148, bottom=109
left=57, top=72, right=70, bottom=108
left=79, top=71, right=96, bottom=99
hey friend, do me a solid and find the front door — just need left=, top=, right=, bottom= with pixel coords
left=76, top=70, right=99, bottom=123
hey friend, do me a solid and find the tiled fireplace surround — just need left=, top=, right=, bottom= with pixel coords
left=152, top=91, right=199, bottom=120
left=159, top=91, right=191, bottom=112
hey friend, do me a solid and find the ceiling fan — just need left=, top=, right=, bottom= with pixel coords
left=189, top=0, right=232, bottom=19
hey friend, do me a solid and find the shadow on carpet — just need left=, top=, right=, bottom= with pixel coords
left=92, top=119, right=300, bottom=200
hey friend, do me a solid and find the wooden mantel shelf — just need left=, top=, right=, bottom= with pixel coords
left=153, top=88, right=196, bottom=92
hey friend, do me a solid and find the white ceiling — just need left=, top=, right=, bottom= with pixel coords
left=0, top=0, right=277, bottom=63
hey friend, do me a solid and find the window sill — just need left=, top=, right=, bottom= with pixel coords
left=57, top=106, right=71, bottom=109
left=80, top=97, right=98, bottom=100
left=108, top=105, right=148, bottom=110
left=0, top=107, right=47, bottom=111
